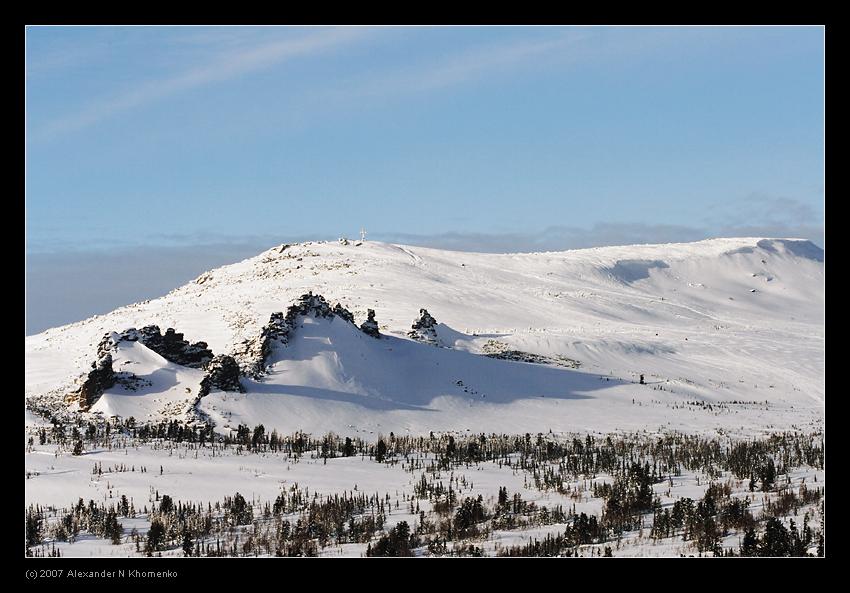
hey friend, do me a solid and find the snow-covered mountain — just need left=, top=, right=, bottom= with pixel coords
left=25, top=237, right=824, bottom=437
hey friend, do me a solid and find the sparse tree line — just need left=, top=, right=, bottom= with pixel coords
left=27, top=417, right=823, bottom=483
left=26, top=418, right=824, bottom=557
left=26, top=485, right=395, bottom=558
left=26, top=469, right=822, bottom=557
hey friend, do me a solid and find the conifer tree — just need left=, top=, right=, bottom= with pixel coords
left=146, top=518, right=165, bottom=556
left=375, top=439, right=387, bottom=463
left=182, top=528, right=193, bottom=557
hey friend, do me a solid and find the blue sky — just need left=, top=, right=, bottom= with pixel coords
left=25, top=25, right=824, bottom=333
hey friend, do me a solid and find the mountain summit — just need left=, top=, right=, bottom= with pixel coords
left=25, top=238, right=824, bottom=436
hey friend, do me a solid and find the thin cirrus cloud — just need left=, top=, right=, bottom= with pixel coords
left=34, top=28, right=593, bottom=142
left=25, top=218, right=824, bottom=335
left=375, top=222, right=824, bottom=255
left=348, top=32, right=591, bottom=98
left=33, top=26, right=375, bottom=140
left=376, top=194, right=825, bottom=253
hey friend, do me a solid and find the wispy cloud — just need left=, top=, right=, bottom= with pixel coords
left=317, top=31, right=590, bottom=107
left=34, top=27, right=374, bottom=140
left=26, top=216, right=824, bottom=334
left=370, top=33, right=588, bottom=95
left=374, top=222, right=824, bottom=254
left=30, top=28, right=663, bottom=142
left=374, top=223, right=707, bottom=254
left=704, top=192, right=822, bottom=229
left=374, top=193, right=825, bottom=254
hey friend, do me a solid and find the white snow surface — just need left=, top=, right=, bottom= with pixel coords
left=25, top=237, right=824, bottom=436
left=93, top=340, right=206, bottom=421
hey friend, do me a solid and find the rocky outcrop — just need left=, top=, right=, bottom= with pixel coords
left=408, top=308, right=438, bottom=345
left=235, top=292, right=357, bottom=378
left=233, top=312, right=288, bottom=379
left=77, top=353, right=116, bottom=411
left=75, top=326, right=213, bottom=410
left=96, top=332, right=119, bottom=359
left=360, top=309, right=380, bottom=338
left=198, top=355, right=244, bottom=397
left=333, top=303, right=355, bottom=324
left=115, top=326, right=213, bottom=368
left=481, top=340, right=581, bottom=368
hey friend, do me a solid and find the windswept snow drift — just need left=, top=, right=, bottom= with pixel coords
left=25, top=237, right=824, bottom=436
left=91, top=340, right=206, bottom=421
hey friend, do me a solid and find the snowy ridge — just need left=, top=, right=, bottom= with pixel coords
left=25, top=237, right=824, bottom=436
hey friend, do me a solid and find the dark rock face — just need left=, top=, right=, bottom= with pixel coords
left=199, top=355, right=244, bottom=397
left=117, top=326, right=213, bottom=368
left=291, top=292, right=334, bottom=319
left=76, top=326, right=213, bottom=411
left=408, top=308, right=438, bottom=345
left=235, top=292, right=357, bottom=378
left=96, top=332, right=119, bottom=359
left=333, top=303, right=355, bottom=324
left=360, top=309, right=380, bottom=338
left=77, top=353, right=115, bottom=411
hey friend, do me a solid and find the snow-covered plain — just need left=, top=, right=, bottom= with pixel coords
left=24, top=434, right=824, bottom=558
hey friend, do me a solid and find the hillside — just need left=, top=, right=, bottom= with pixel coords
left=25, top=237, right=824, bottom=436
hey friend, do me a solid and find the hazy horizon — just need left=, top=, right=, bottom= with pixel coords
left=26, top=25, right=824, bottom=334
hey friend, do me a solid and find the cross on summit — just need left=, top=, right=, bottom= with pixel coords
left=360, top=228, right=367, bottom=241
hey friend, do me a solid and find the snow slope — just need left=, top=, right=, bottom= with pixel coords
left=92, top=340, right=206, bottom=421
left=25, top=237, right=824, bottom=436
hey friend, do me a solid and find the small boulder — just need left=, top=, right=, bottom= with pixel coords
left=360, top=309, right=380, bottom=338
left=408, top=308, right=439, bottom=345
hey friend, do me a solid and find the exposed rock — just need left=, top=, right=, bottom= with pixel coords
left=74, top=326, right=212, bottom=411
left=360, top=309, right=380, bottom=338
left=232, top=318, right=283, bottom=379
left=481, top=340, right=581, bottom=368
left=96, top=332, right=119, bottom=359
left=235, top=292, right=357, bottom=377
left=114, top=373, right=152, bottom=392
left=194, top=272, right=213, bottom=285
left=333, top=303, right=356, bottom=324
left=292, top=292, right=334, bottom=319
left=77, top=353, right=115, bottom=411
left=408, top=308, right=438, bottom=345
left=115, top=325, right=213, bottom=368
left=199, top=355, right=244, bottom=397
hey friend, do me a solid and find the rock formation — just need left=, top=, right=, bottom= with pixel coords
left=198, top=355, right=244, bottom=397
left=333, top=303, right=355, bottom=324
left=360, top=309, right=380, bottom=338
left=235, top=292, right=357, bottom=377
left=76, top=326, right=212, bottom=410
left=77, top=353, right=115, bottom=411
left=408, top=308, right=438, bottom=345
left=115, top=326, right=213, bottom=368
